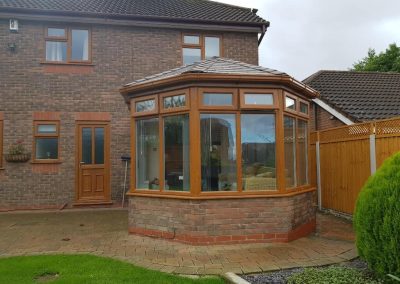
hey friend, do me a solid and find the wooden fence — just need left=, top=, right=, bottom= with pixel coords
left=310, top=117, right=400, bottom=214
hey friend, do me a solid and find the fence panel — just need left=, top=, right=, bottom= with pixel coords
left=312, top=118, right=400, bottom=215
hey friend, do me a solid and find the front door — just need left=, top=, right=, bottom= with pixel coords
left=76, top=123, right=111, bottom=204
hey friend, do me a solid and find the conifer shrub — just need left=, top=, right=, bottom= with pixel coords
left=354, top=152, right=400, bottom=282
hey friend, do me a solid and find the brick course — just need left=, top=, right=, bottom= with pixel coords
left=0, top=19, right=259, bottom=208
left=128, top=191, right=316, bottom=245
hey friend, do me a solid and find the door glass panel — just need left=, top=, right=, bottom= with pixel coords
left=241, top=114, right=276, bottom=191
left=136, top=118, right=159, bottom=190
left=284, top=116, right=296, bottom=188
left=82, top=127, right=92, bottom=164
left=164, top=115, right=190, bottom=191
left=95, top=127, right=104, bottom=164
left=200, top=114, right=237, bottom=191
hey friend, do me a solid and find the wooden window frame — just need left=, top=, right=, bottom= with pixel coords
left=284, top=92, right=298, bottom=113
left=44, top=26, right=92, bottom=64
left=198, top=88, right=238, bottom=110
left=131, top=95, right=159, bottom=117
left=32, top=120, right=61, bottom=164
left=133, top=111, right=192, bottom=197
left=181, top=33, right=223, bottom=64
left=160, top=89, right=190, bottom=114
left=240, top=89, right=279, bottom=110
left=298, top=99, right=310, bottom=117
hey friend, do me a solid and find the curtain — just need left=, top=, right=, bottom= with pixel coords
left=46, top=42, right=64, bottom=61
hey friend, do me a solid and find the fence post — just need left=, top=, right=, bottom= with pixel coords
left=316, top=132, right=322, bottom=211
left=370, top=124, right=377, bottom=175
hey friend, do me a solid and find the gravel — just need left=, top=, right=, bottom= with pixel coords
left=242, top=258, right=369, bottom=284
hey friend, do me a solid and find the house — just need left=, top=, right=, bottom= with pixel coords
left=119, top=57, right=318, bottom=244
left=303, top=70, right=400, bottom=131
left=0, top=0, right=269, bottom=210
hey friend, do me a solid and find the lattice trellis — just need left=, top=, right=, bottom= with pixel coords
left=375, top=117, right=400, bottom=137
left=318, top=122, right=373, bottom=143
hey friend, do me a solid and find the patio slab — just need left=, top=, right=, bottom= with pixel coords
left=0, top=208, right=356, bottom=275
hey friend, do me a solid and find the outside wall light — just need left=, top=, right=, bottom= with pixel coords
left=8, top=43, right=17, bottom=52
left=9, top=19, right=18, bottom=32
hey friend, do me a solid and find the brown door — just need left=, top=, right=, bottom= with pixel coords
left=76, top=123, right=111, bottom=204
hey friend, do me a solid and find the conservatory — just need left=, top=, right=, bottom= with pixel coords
left=120, top=58, right=318, bottom=245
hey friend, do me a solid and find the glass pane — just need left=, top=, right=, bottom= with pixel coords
left=163, top=95, right=186, bottom=109
left=46, top=41, right=67, bottom=62
left=95, top=128, right=104, bottom=164
left=136, top=118, right=159, bottom=190
left=183, top=35, right=200, bottom=45
left=71, top=29, right=89, bottom=61
left=284, top=116, right=296, bottom=188
left=298, top=120, right=308, bottom=185
left=47, top=28, right=65, bottom=37
left=37, top=124, right=57, bottom=134
left=202, top=93, right=232, bottom=106
left=286, top=96, right=296, bottom=110
left=244, top=94, right=274, bottom=105
left=300, top=102, right=309, bottom=114
left=241, top=114, right=276, bottom=191
left=164, top=115, right=190, bottom=191
left=200, top=114, right=237, bottom=191
left=35, top=138, right=58, bottom=159
left=136, top=99, right=155, bottom=113
left=82, top=127, right=92, bottom=164
left=183, top=48, right=201, bottom=65
left=205, top=37, right=220, bottom=59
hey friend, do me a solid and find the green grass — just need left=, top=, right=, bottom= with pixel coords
left=0, top=254, right=225, bottom=284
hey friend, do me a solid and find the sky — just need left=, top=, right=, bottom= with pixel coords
left=216, top=0, right=400, bottom=80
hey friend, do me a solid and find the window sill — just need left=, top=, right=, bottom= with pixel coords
left=31, top=160, right=62, bottom=165
left=40, top=61, right=95, bottom=66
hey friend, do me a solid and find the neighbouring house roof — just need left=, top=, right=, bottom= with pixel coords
left=120, top=57, right=319, bottom=100
left=0, top=0, right=268, bottom=27
left=303, top=70, right=400, bottom=122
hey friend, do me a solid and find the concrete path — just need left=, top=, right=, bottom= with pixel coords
left=0, top=209, right=357, bottom=275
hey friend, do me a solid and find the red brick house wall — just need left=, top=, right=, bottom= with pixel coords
left=310, top=104, right=346, bottom=132
left=0, top=19, right=259, bottom=209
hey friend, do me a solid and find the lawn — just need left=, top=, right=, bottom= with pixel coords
left=0, top=254, right=225, bottom=284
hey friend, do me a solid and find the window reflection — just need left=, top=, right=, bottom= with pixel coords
left=241, top=114, right=276, bottom=190
left=164, top=115, right=190, bottom=191
left=200, top=114, right=237, bottom=191
left=284, top=116, right=296, bottom=188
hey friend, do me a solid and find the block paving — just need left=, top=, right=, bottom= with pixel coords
left=0, top=209, right=357, bottom=275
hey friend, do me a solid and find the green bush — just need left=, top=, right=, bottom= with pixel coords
left=287, top=266, right=380, bottom=284
left=354, top=152, right=400, bottom=281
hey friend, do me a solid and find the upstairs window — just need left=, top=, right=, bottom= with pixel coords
left=182, top=34, right=221, bottom=65
left=45, top=27, right=90, bottom=63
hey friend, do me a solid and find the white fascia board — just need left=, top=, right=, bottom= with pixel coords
left=312, top=98, right=354, bottom=125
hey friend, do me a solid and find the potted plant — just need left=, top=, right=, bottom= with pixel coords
left=4, top=140, right=31, bottom=163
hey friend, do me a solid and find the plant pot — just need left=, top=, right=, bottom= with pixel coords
left=4, top=153, right=31, bottom=163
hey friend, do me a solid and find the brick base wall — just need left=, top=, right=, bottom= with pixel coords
left=128, top=191, right=316, bottom=245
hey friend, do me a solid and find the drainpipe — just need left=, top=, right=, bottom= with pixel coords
left=258, top=23, right=269, bottom=46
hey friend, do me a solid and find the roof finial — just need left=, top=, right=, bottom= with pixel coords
left=251, top=8, right=258, bottom=14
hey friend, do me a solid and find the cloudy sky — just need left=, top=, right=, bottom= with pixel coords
left=217, top=0, right=400, bottom=80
